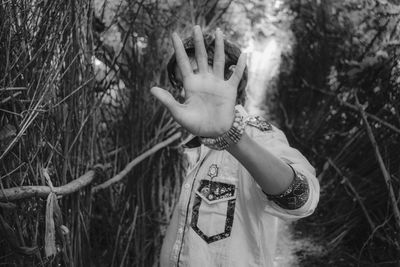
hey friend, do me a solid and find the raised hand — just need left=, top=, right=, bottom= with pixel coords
left=150, top=25, right=246, bottom=137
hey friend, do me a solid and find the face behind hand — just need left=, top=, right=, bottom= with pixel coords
left=167, top=32, right=247, bottom=105
left=150, top=26, right=247, bottom=137
left=174, top=57, right=236, bottom=101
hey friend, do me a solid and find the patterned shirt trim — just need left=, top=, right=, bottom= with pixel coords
left=265, top=165, right=310, bottom=210
left=245, top=115, right=273, bottom=132
left=190, top=180, right=236, bottom=244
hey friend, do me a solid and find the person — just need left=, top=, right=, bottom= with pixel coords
left=151, top=25, right=320, bottom=267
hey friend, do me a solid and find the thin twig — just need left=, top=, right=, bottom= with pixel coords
left=0, top=87, right=27, bottom=91
left=309, top=85, right=400, bottom=135
left=1, top=91, right=22, bottom=104
left=51, top=77, right=94, bottom=108
left=327, top=158, right=376, bottom=232
left=120, top=206, right=139, bottom=267
left=355, top=94, right=400, bottom=231
left=0, top=109, right=40, bottom=160
left=92, top=132, right=181, bottom=194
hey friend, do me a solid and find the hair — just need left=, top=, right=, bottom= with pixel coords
left=166, top=34, right=248, bottom=105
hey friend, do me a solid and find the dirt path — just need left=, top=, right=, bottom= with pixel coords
left=274, top=220, right=325, bottom=267
left=274, top=221, right=298, bottom=266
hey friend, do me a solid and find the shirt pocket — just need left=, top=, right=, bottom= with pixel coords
left=190, top=179, right=237, bottom=244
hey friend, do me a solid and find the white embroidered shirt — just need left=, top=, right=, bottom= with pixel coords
left=160, top=107, right=320, bottom=267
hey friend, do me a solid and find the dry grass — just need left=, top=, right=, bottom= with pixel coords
left=0, top=0, right=234, bottom=266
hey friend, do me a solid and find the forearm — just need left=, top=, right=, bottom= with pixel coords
left=227, top=131, right=294, bottom=195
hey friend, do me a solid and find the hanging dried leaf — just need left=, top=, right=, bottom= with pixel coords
left=44, top=192, right=57, bottom=257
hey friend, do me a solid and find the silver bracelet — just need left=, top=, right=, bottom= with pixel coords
left=199, top=108, right=245, bottom=150
left=265, top=165, right=310, bottom=210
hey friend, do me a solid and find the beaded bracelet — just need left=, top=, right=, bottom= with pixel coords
left=200, top=108, right=245, bottom=150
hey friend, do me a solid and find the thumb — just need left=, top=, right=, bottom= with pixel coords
left=150, top=87, right=183, bottom=115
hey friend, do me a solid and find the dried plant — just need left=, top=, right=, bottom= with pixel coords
left=281, top=0, right=400, bottom=265
left=0, top=0, right=233, bottom=266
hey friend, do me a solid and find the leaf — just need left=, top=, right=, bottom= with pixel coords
left=45, top=192, right=57, bottom=257
left=0, top=124, right=16, bottom=142
left=42, top=168, right=54, bottom=190
left=347, top=67, right=361, bottom=77
left=60, top=225, right=70, bottom=235
left=376, top=50, right=389, bottom=58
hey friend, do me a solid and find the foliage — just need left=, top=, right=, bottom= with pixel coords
left=0, top=1, right=97, bottom=265
left=0, top=0, right=238, bottom=266
left=3, top=0, right=399, bottom=266
left=282, top=0, right=400, bottom=265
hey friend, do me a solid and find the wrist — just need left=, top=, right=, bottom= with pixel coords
left=214, top=111, right=236, bottom=136
left=226, top=131, right=248, bottom=153
left=200, top=107, right=245, bottom=150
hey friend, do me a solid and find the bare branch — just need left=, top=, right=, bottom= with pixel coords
left=92, top=132, right=181, bottom=194
left=0, top=165, right=107, bottom=201
left=327, top=158, right=376, bottom=232
left=355, top=95, right=400, bottom=230
left=309, top=85, right=400, bottom=135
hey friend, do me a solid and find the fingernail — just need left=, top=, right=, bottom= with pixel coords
left=194, top=25, right=201, bottom=32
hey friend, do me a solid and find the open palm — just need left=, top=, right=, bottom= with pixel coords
left=151, top=26, right=246, bottom=137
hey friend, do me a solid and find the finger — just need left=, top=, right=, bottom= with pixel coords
left=228, top=53, right=247, bottom=87
left=172, top=32, right=192, bottom=79
left=151, top=87, right=183, bottom=116
left=213, top=28, right=225, bottom=78
left=193, top=25, right=208, bottom=73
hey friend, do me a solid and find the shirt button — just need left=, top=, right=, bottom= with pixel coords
left=184, top=183, right=190, bottom=189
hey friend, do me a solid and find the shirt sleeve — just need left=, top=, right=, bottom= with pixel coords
left=244, top=123, right=320, bottom=221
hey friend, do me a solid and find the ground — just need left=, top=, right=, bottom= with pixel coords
left=274, top=221, right=325, bottom=266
